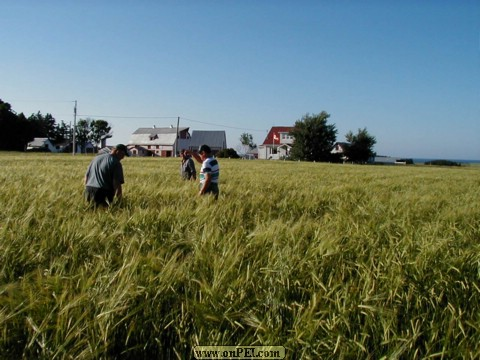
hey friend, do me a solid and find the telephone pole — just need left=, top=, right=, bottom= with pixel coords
left=72, top=100, right=77, bottom=155
left=175, top=116, right=180, bottom=157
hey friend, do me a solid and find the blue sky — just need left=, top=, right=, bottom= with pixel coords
left=2, top=0, right=479, bottom=159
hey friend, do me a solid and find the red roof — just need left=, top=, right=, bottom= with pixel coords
left=262, top=126, right=294, bottom=145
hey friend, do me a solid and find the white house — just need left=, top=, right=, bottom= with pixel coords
left=26, top=138, right=57, bottom=152
left=257, top=127, right=294, bottom=160
left=331, top=142, right=350, bottom=163
left=127, top=126, right=191, bottom=157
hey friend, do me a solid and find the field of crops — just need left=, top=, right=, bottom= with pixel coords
left=1, top=153, right=479, bottom=359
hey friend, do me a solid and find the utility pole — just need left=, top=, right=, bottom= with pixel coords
left=72, top=100, right=77, bottom=155
left=175, top=116, right=180, bottom=157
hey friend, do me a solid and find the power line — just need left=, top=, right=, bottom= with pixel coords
left=8, top=99, right=77, bottom=104
left=78, top=114, right=178, bottom=119
left=181, top=117, right=266, bottom=133
left=8, top=102, right=267, bottom=133
left=77, top=114, right=267, bottom=133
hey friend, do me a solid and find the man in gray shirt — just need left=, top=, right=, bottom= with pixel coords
left=84, top=144, right=130, bottom=207
left=180, top=149, right=196, bottom=180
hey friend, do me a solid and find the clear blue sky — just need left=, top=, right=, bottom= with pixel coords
left=2, top=0, right=479, bottom=159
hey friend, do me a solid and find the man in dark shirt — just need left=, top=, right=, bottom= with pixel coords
left=180, top=149, right=197, bottom=180
left=84, top=144, right=130, bottom=207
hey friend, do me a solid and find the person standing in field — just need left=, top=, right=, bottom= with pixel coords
left=84, top=144, right=130, bottom=207
left=189, top=144, right=220, bottom=199
left=180, top=149, right=196, bottom=181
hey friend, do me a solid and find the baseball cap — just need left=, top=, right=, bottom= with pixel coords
left=115, top=144, right=131, bottom=156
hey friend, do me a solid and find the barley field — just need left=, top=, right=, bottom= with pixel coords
left=1, top=153, right=479, bottom=359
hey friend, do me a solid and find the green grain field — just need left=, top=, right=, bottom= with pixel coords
left=1, top=153, right=479, bottom=359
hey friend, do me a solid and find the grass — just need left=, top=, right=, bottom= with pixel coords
left=1, top=152, right=479, bottom=359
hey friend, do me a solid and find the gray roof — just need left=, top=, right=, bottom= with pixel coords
left=133, top=127, right=188, bottom=135
left=177, top=138, right=192, bottom=152
left=190, top=130, right=227, bottom=149
left=128, top=127, right=227, bottom=151
left=27, top=138, right=50, bottom=147
left=128, top=133, right=177, bottom=146
left=128, top=127, right=189, bottom=146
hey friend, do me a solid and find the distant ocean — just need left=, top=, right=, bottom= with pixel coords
left=412, top=158, right=480, bottom=165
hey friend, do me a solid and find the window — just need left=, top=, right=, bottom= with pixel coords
left=281, top=133, right=293, bottom=140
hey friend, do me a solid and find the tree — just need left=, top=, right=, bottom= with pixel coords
left=216, top=148, right=240, bottom=158
left=52, top=120, right=72, bottom=144
left=239, top=132, right=256, bottom=154
left=89, top=119, right=111, bottom=149
left=75, top=119, right=91, bottom=153
left=289, top=112, right=337, bottom=162
left=0, top=100, right=33, bottom=151
left=344, top=128, right=376, bottom=164
left=74, top=118, right=113, bottom=153
left=28, top=111, right=56, bottom=139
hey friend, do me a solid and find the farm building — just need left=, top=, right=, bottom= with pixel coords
left=127, top=126, right=227, bottom=157
left=372, top=156, right=414, bottom=165
left=243, top=147, right=258, bottom=159
left=186, top=130, right=227, bottom=155
left=127, top=126, right=190, bottom=157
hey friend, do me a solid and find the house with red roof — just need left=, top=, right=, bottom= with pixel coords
left=258, top=126, right=294, bottom=160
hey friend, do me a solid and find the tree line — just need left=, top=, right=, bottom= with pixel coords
left=2, top=99, right=374, bottom=162
left=290, top=111, right=376, bottom=163
left=0, top=99, right=111, bottom=152
left=240, top=111, right=377, bottom=163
